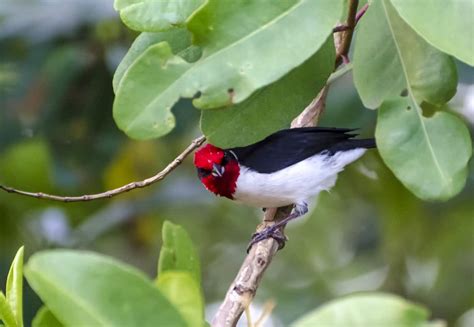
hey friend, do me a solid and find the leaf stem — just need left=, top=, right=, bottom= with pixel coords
left=355, top=3, right=369, bottom=24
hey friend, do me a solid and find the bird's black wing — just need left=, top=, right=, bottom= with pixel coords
left=227, top=127, right=375, bottom=173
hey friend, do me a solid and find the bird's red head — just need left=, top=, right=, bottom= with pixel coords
left=194, top=144, right=240, bottom=199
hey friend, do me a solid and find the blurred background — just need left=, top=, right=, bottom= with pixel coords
left=0, top=1, right=473, bottom=326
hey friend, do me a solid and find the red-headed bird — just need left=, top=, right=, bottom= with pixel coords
left=194, top=127, right=376, bottom=249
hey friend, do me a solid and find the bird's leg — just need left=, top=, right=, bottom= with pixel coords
left=247, top=202, right=308, bottom=252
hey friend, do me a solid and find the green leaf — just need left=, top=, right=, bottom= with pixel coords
left=376, top=97, right=472, bottom=201
left=117, top=0, right=205, bottom=32
left=201, top=37, right=335, bottom=148
left=0, top=292, right=16, bottom=327
left=6, top=247, right=24, bottom=327
left=292, top=293, right=433, bottom=327
left=156, top=272, right=204, bottom=327
left=391, top=0, right=474, bottom=66
left=113, top=29, right=194, bottom=93
left=113, top=42, right=187, bottom=139
left=353, top=0, right=470, bottom=200
left=25, top=250, right=186, bottom=327
left=158, top=221, right=201, bottom=284
left=113, top=0, right=343, bottom=139
left=32, top=307, right=63, bottom=327
left=156, top=223, right=203, bottom=327
left=353, top=0, right=457, bottom=109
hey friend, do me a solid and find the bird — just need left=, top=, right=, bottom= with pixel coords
left=194, top=127, right=376, bottom=250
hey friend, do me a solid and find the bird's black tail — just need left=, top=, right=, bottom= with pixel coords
left=351, top=138, right=376, bottom=149
left=328, top=138, right=376, bottom=153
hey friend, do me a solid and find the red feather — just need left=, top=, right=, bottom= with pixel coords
left=194, top=144, right=240, bottom=199
left=194, top=144, right=224, bottom=170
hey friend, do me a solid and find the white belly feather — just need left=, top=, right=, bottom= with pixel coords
left=233, top=149, right=366, bottom=208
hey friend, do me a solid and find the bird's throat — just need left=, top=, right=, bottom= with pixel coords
left=201, top=160, right=240, bottom=199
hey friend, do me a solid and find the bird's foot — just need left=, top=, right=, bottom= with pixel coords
left=293, top=201, right=308, bottom=217
left=247, top=226, right=287, bottom=253
left=247, top=202, right=308, bottom=253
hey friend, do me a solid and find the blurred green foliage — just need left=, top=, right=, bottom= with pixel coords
left=0, top=225, right=441, bottom=327
left=0, top=1, right=473, bottom=326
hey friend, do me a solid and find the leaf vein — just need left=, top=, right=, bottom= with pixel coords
left=381, top=0, right=448, bottom=185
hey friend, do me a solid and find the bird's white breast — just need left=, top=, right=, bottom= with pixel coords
left=233, top=149, right=366, bottom=208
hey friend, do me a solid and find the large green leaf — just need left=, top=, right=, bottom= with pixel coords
left=156, top=223, right=203, bottom=327
left=32, top=307, right=63, bottom=327
left=6, top=247, right=23, bottom=327
left=0, top=292, right=16, bottom=327
left=354, top=0, right=470, bottom=200
left=113, top=0, right=343, bottom=139
left=156, top=272, right=204, bottom=327
left=158, top=221, right=201, bottom=283
left=116, top=0, right=205, bottom=32
left=391, top=0, right=474, bottom=66
left=292, top=293, right=436, bottom=327
left=201, top=37, right=335, bottom=148
left=353, top=0, right=457, bottom=109
left=25, top=251, right=186, bottom=327
left=376, top=97, right=472, bottom=201
left=113, top=29, right=194, bottom=93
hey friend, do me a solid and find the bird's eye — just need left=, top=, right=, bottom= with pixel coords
left=197, top=168, right=211, bottom=178
left=220, top=156, right=228, bottom=166
left=221, top=152, right=232, bottom=166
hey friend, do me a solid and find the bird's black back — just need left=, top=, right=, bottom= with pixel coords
left=227, top=127, right=375, bottom=174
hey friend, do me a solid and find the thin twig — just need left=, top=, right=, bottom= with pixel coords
left=212, top=1, right=366, bottom=325
left=332, top=3, right=369, bottom=34
left=0, top=136, right=206, bottom=202
left=333, top=24, right=350, bottom=33
left=336, top=0, right=360, bottom=66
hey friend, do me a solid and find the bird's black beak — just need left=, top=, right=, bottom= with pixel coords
left=212, top=163, right=225, bottom=177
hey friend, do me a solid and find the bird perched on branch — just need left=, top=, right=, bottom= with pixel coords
left=194, top=127, right=376, bottom=250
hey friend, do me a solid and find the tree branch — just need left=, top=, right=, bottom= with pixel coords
left=211, top=207, right=292, bottom=327
left=212, top=1, right=366, bottom=326
left=0, top=136, right=206, bottom=202
left=332, top=3, right=369, bottom=33
left=335, top=1, right=365, bottom=66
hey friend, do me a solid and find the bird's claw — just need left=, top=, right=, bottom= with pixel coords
left=246, top=226, right=288, bottom=253
left=246, top=203, right=307, bottom=253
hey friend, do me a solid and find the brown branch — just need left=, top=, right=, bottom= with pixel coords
left=0, top=136, right=206, bottom=202
left=332, top=3, right=369, bottom=34
left=212, top=1, right=365, bottom=325
left=333, top=24, right=350, bottom=33
left=336, top=0, right=360, bottom=66
left=211, top=93, right=322, bottom=326
left=211, top=207, right=292, bottom=327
